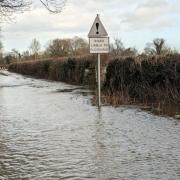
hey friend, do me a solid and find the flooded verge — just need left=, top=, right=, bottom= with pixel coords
left=8, top=55, right=180, bottom=119
left=0, top=70, right=180, bottom=179
left=140, top=103, right=180, bottom=119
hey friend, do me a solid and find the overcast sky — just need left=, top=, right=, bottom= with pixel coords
left=2, top=0, right=180, bottom=52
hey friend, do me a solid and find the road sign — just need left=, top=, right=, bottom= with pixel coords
left=88, top=14, right=109, bottom=54
left=89, top=37, right=109, bottom=54
left=88, top=14, right=110, bottom=107
left=88, top=14, right=108, bottom=38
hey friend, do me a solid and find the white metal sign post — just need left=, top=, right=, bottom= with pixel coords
left=88, top=14, right=109, bottom=107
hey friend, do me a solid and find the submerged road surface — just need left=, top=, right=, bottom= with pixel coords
left=0, top=71, right=180, bottom=180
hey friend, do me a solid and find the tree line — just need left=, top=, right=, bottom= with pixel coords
left=0, top=37, right=179, bottom=65
left=110, top=38, right=178, bottom=57
left=0, top=1, right=179, bottom=65
left=0, top=36, right=90, bottom=64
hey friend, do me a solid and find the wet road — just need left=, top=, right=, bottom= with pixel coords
left=0, top=71, right=180, bottom=180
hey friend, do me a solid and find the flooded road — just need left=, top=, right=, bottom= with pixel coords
left=0, top=71, right=180, bottom=180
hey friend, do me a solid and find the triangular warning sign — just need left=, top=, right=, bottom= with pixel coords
left=88, top=14, right=108, bottom=38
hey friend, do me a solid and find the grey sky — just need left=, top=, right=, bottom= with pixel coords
left=2, top=0, right=180, bottom=52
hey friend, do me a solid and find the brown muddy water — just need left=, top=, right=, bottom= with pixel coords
left=0, top=71, right=180, bottom=180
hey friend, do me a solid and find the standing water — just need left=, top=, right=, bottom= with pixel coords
left=0, top=71, right=180, bottom=179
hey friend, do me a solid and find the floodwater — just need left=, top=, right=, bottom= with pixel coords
left=0, top=71, right=180, bottom=180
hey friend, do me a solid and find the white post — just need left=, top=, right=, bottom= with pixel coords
left=98, top=53, right=101, bottom=107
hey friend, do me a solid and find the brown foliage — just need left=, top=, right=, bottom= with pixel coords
left=8, top=55, right=97, bottom=87
left=103, top=55, right=180, bottom=105
left=8, top=54, right=180, bottom=105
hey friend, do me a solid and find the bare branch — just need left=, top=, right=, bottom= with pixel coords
left=40, top=0, right=67, bottom=13
left=0, top=0, right=67, bottom=22
left=0, top=0, right=31, bottom=22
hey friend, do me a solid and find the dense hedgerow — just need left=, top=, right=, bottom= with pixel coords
left=103, top=55, right=180, bottom=104
left=8, top=55, right=96, bottom=87
left=8, top=54, right=180, bottom=104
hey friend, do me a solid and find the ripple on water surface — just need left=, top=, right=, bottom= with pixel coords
left=0, top=71, right=180, bottom=179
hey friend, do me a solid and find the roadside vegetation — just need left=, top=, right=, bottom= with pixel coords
left=3, top=37, right=180, bottom=111
left=8, top=55, right=97, bottom=88
left=0, top=0, right=179, bottom=112
left=103, top=55, right=180, bottom=106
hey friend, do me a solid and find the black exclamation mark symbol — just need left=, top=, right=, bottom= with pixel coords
left=96, top=23, right=99, bottom=34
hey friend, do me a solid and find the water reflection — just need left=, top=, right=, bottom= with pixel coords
left=95, top=109, right=108, bottom=179
left=0, top=71, right=180, bottom=179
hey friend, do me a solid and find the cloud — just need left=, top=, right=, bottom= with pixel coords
left=122, top=0, right=180, bottom=30
left=4, top=9, right=89, bottom=34
left=3, top=0, right=137, bottom=33
left=2, top=0, right=180, bottom=52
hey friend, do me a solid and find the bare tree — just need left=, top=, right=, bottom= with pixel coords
left=45, top=38, right=71, bottom=57
left=45, top=37, right=89, bottom=58
left=29, top=38, right=41, bottom=60
left=0, top=0, right=66, bottom=21
left=144, top=42, right=156, bottom=55
left=144, top=38, right=169, bottom=55
left=110, top=38, right=137, bottom=57
left=153, top=38, right=165, bottom=55
left=12, top=48, right=21, bottom=61
left=70, top=36, right=89, bottom=56
left=22, top=50, right=31, bottom=60
left=110, top=38, right=125, bottom=56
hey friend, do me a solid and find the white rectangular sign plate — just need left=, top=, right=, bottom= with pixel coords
left=89, top=37, right=109, bottom=54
